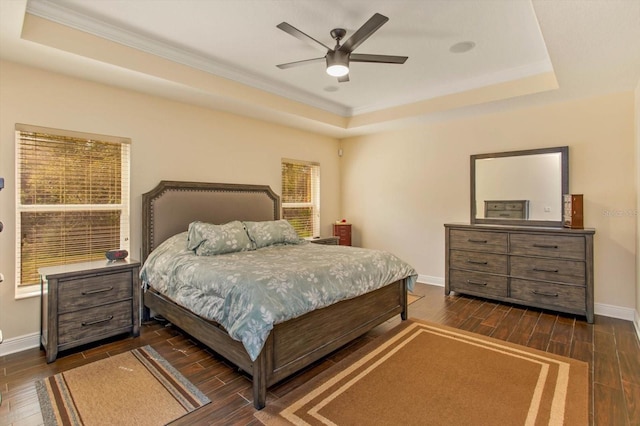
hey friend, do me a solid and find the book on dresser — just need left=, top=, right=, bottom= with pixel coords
left=444, top=223, right=595, bottom=323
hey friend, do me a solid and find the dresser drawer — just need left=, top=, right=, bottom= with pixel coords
left=449, top=229, right=507, bottom=253
left=334, top=226, right=351, bottom=236
left=511, top=256, right=585, bottom=285
left=486, top=210, right=524, bottom=219
left=486, top=201, right=525, bottom=211
left=449, top=270, right=507, bottom=298
left=510, top=234, right=585, bottom=260
left=450, top=250, right=507, bottom=275
left=510, top=279, right=585, bottom=312
left=58, top=300, right=133, bottom=345
left=58, top=271, right=133, bottom=313
left=445, top=224, right=594, bottom=323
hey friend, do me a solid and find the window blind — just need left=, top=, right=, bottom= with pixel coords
left=16, top=125, right=130, bottom=287
left=281, top=159, right=320, bottom=238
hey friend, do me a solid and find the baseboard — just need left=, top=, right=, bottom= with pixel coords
left=0, top=332, right=40, bottom=356
left=594, top=303, right=636, bottom=321
left=416, top=275, right=636, bottom=322
left=1, top=299, right=637, bottom=357
left=417, top=275, right=443, bottom=286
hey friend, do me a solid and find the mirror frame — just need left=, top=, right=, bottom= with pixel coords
left=471, top=146, right=569, bottom=227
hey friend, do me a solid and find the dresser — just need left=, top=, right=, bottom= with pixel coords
left=484, top=200, right=529, bottom=219
left=40, top=259, right=140, bottom=362
left=444, top=223, right=595, bottom=323
left=333, top=223, right=352, bottom=246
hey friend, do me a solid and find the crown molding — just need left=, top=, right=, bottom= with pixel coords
left=351, top=59, right=554, bottom=116
left=24, top=0, right=556, bottom=120
left=26, top=0, right=351, bottom=117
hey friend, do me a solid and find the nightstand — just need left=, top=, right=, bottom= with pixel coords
left=40, top=259, right=140, bottom=363
left=333, top=223, right=352, bottom=246
left=307, top=236, right=340, bottom=245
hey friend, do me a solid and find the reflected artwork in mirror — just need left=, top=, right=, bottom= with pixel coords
left=471, top=146, right=568, bottom=227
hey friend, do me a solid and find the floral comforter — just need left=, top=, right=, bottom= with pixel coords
left=140, top=233, right=417, bottom=361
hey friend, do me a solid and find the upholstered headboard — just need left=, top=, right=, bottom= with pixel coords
left=142, top=181, right=280, bottom=262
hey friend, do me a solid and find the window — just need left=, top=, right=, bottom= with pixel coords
left=15, top=124, right=130, bottom=295
left=281, top=159, right=320, bottom=238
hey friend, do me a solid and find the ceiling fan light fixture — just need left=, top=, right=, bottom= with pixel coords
left=277, top=13, right=407, bottom=82
left=326, top=51, right=349, bottom=77
left=326, top=64, right=349, bottom=77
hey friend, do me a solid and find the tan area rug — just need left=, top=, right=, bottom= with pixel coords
left=255, top=319, right=588, bottom=426
left=36, top=345, right=210, bottom=426
left=407, top=292, right=423, bottom=305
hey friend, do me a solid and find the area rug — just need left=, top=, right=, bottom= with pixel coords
left=407, top=292, right=423, bottom=305
left=255, top=319, right=588, bottom=426
left=36, top=345, right=210, bottom=426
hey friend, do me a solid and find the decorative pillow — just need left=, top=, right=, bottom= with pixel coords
left=187, top=220, right=253, bottom=256
left=243, top=220, right=301, bottom=249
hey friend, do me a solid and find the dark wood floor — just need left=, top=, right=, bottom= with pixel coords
left=1, top=283, right=639, bottom=425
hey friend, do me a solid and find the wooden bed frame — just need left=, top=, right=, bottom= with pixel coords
left=141, top=181, right=409, bottom=409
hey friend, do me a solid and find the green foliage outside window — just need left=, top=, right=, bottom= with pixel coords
left=281, top=160, right=319, bottom=238
left=17, top=130, right=129, bottom=286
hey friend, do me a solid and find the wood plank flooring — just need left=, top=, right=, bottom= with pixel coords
left=1, top=283, right=639, bottom=425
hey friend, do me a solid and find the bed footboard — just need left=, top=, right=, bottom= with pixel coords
left=143, top=278, right=408, bottom=409
left=254, top=277, right=407, bottom=408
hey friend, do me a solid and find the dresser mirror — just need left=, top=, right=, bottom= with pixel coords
left=471, top=146, right=568, bottom=227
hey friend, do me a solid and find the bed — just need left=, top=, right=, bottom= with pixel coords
left=140, top=181, right=416, bottom=409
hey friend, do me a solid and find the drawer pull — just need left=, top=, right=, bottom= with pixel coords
left=532, top=267, right=559, bottom=273
left=467, top=259, right=488, bottom=265
left=532, top=244, right=558, bottom=249
left=467, top=239, right=488, bottom=244
left=82, top=286, right=113, bottom=295
left=498, top=213, right=511, bottom=217
left=81, top=316, right=114, bottom=326
left=466, top=280, right=487, bottom=286
left=531, top=290, right=559, bottom=298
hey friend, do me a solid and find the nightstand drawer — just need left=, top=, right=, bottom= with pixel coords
left=40, top=259, right=140, bottom=362
left=58, top=300, right=133, bottom=345
left=450, top=250, right=507, bottom=275
left=58, top=271, right=133, bottom=312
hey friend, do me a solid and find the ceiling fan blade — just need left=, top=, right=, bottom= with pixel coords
left=277, top=22, right=333, bottom=51
left=339, top=13, right=389, bottom=53
left=276, top=57, right=325, bottom=69
left=338, top=74, right=350, bottom=83
left=350, top=53, right=408, bottom=64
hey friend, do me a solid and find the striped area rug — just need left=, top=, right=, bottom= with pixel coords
left=256, top=319, right=588, bottom=425
left=36, top=345, right=210, bottom=426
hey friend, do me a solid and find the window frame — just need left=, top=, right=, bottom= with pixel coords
left=14, top=124, right=131, bottom=299
left=281, top=159, right=320, bottom=238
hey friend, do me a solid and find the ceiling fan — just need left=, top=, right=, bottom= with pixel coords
left=276, top=13, right=408, bottom=82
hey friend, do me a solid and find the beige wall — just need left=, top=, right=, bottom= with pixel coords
left=636, top=80, right=640, bottom=332
left=1, top=59, right=636, bottom=343
left=0, top=60, right=340, bottom=340
left=341, top=92, right=637, bottom=310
